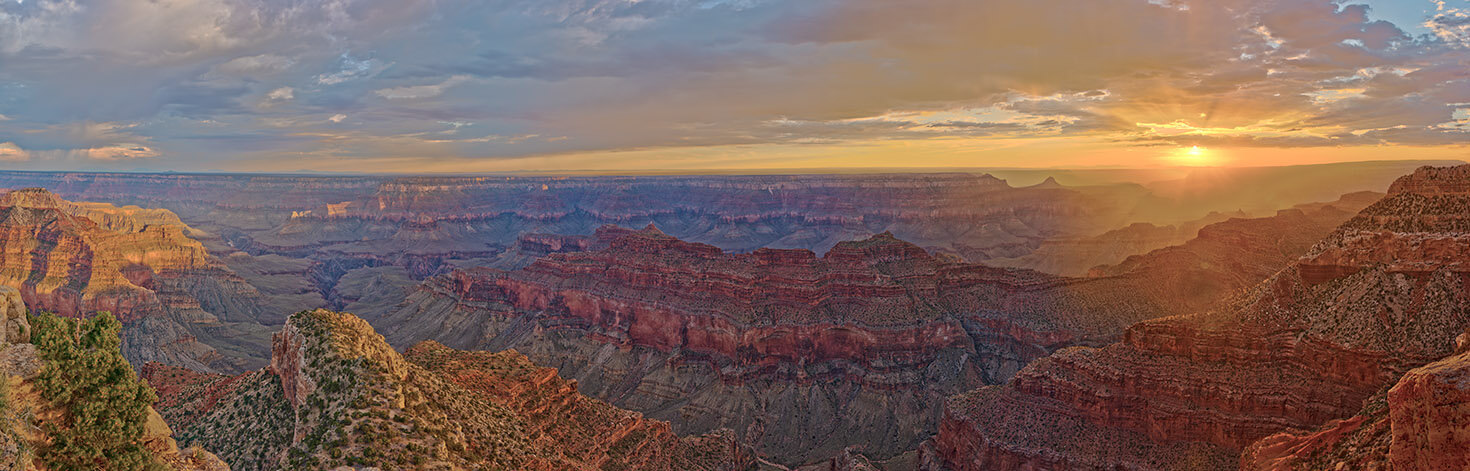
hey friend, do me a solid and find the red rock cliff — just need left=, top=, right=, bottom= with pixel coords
left=1239, top=331, right=1470, bottom=471
left=936, top=165, right=1470, bottom=471
left=0, top=188, right=271, bottom=373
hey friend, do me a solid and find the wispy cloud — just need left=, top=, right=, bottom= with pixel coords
left=374, top=75, right=471, bottom=100
left=316, top=54, right=387, bottom=85
left=213, top=54, right=297, bottom=77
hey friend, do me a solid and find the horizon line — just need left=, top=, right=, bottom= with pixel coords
left=0, top=159, right=1463, bottom=179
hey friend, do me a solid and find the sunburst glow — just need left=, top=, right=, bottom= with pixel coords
left=1166, top=146, right=1222, bottom=167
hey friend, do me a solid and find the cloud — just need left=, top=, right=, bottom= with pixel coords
left=0, top=0, right=1465, bottom=172
left=0, top=142, right=31, bottom=161
left=85, top=143, right=159, bottom=160
left=266, top=87, right=294, bottom=101
left=213, top=54, right=296, bottom=77
left=374, top=75, right=471, bottom=100
left=1428, top=1, right=1470, bottom=47
left=316, top=54, right=387, bottom=85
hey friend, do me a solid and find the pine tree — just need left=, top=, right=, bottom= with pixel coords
left=30, top=311, right=161, bottom=471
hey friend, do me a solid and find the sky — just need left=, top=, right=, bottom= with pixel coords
left=0, top=0, right=1466, bottom=174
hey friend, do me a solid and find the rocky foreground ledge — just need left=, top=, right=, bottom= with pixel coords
left=150, top=308, right=753, bottom=470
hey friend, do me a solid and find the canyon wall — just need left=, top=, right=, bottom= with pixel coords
left=0, top=171, right=1137, bottom=261
left=0, top=188, right=272, bottom=373
left=1240, top=331, right=1470, bottom=471
left=934, top=165, right=1470, bottom=471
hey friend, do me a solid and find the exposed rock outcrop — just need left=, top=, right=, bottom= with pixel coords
left=0, top=188, right=272, bottom=373
left=934, top=165, right=1470, bottom=471
left=1078, top=194, right=1373, bottom=314
left=0, top=163, right=1439, bottom=332
left=1385, top=347, right=1470, bottom=471
left=152, top=309, right=753, bottom=470
left=0, top=163, right=1438, bottom=266
left=376, top=187, right=1377, bottom=466
left=0, top=286, right=29, bottom=346
left=1239, top=333, right=1470, bottom=471
left=266, top=320, right=314, bottom=410
left=3, top=171, right=1143, bottom=297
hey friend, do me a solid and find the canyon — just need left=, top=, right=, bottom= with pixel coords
left=933, top=165, right=1470, bottom=471
left=989, top=191, right=1382, bottom=277
left=0, top=162, right=1457, bottom=468
left=0, top=162, right=1438, bottom=317
left=367, top=189, right=1372, bottom=465
left=374, top=226, right=1135, bottom=463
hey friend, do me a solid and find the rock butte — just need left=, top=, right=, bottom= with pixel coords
left=148, top=309, right=751, bottom=470
left=380, top=225, right=1147, bottom=462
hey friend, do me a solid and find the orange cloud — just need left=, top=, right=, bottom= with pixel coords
left=86, top=144, right=160, bottom=160
left=0, top=142, right=31, bottom=162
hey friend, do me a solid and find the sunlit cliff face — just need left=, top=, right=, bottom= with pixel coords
left=0, top=0, right=1465, bottom=173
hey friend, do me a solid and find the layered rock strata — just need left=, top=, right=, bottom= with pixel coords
left=376, top=224, right=1218, bottom=463
left=1240, top=331, right=1470, bottom=471
left=935, top=165, right=1470, bottom=471
left=0, top=165, right=1431, bottom=346
left=0, top=188, right=272, bottom=373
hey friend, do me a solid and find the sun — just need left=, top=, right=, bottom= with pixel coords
left=1166, top=145, right=1221, bottom=166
